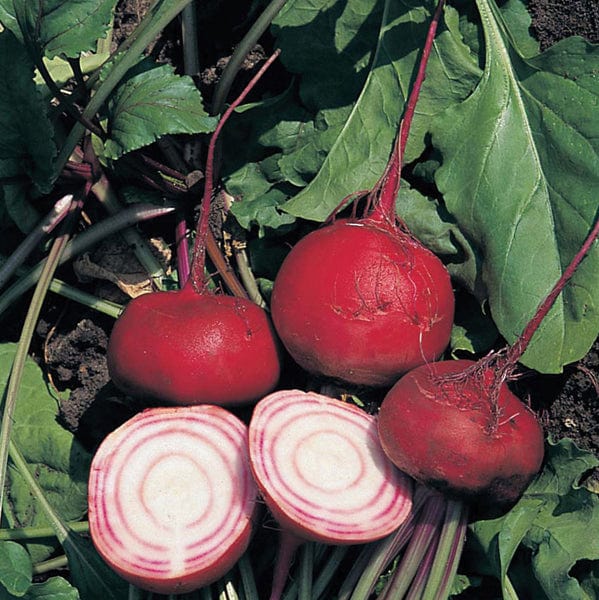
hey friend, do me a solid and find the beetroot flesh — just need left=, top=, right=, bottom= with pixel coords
left=377, top=359, right=545, bottom=504
left=107, top=283, right=281, bottom=406
left=271, top=218, right=454, bottom=387
left=88, top=405, right=258, bottom=594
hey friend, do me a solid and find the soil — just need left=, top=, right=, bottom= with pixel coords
left=528, top=0, right=599, bottom=50
left=36, top=0, right=599, bottom=473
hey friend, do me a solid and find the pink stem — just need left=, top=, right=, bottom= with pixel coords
left=269, top=529, right=304, bottom=600
left=505, top=216, right=599, bottom=366
left=175, top=214, right=190, bottom=286
left=188, top=49, right=281, bottom=292
left=371, top=0, right=446, bottom=223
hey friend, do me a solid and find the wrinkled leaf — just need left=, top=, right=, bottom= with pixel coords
left=62, top=532, right=128, bottom=600
left=468, top=439, right=599, bottom=600
left=228, top=167, right=296, bottom=235
left=9, top=0, right=116, bottom=59
left=280, top=0, right=481, bottom=221
left=0, top=30, right=56, bottom=204
left=23, top=577, right=80, bottom=599
left=0, top=344, right=91, bottom=563
left=432, top=0, right=599, bottom=373
left=223, top=88, right=311, bottom=231
left=0, top=541, right=32, bottom=597
left=102, top=64, right=217, bottom=160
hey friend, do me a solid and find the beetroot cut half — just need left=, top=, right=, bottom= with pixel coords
left=249, top=390, right=413, bottom=543
left=88, top=405, right=258, bottom=595
left=248, top=390, right=413, bottom=600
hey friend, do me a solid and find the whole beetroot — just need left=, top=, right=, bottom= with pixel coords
left=270, top=6, right=453, bottom=387
left=378, top=359, right=544, bottom=504
left=271, top=217, right=453, bottom=387
left=106, top=53, right=282, bottom=406
left=107, top=284, right=281, bottom=405
left=378, top=217, right=599, bottom=504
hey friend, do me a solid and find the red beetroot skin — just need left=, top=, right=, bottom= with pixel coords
left=377, top=360, right=545, bottom=504
left=107, top=285, right=281, bottom=405
left=271, top=219, right=454, bottom=387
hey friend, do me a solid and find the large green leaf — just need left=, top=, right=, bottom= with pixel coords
left=23, top=577, right=80, bottom=599
left=432, top=0, right=599, bottom=373
left=224, top=0, right=480, bottom=228
left=8, top=0, right=117, bottom=59
left=0, top=541, right=32, bottom=597
left=0, top=30, right=56, bottom=203
left=0, top=344, right=91, bottom=563
left=102, top=63, right=217, bottom=160
left=279, top=0, right=481, bottom=221
left=468, top=439, right=599, bottom=600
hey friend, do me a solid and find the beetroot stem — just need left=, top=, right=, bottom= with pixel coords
left=370, top=0, right=446, bottom=223
left=175, top=214, right=191, bottom=285
left=344, top=487, right=430, bottom=600
left=378, top=491, right=446, bottom=600
left=189, top=49, right=281, bottom=292
left=421, top=499, right=468, bottom=600
left=504, top=216, right=599, bottom=368
left=269, top=530, right=303, bottom=600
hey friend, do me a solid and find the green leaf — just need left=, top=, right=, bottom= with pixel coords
left=102, top=63, right=217, bottom=160
left=10, top=0, right=117, bottom=59
left=0, top=30, right=56, bottom=203
left=499, top=0, right=540, bottom=58
left=0, top=2, right=18, bottom=38
left=0, top=541, right=32, bottom=597
left=450, top=292, right=499, bottom=356
left=228, top=166, right=296, bottom=235
left=223, top=0, right=479, bottom=231
left=279, top=0, right=481, bottom=222
left=277, top=0, right=402, bottom=222
left=272, top=0, right=383, bottom=112
left=1, top=184, right=41, bottom=236
left=0, top=344, right=91, bottom=563
left=523, top=442, right=599, bottom=600
left=468, top=439, right=599, bottom=600
left=62, top=533, right=128, bottom=600
left=432, top=0, right=599, bottom=373
left=34, top=53, right=111, bottom=98
left=23, top=577, right=79, bottom=600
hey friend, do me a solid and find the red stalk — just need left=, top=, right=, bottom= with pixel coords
left=175, top=214, right=191, bottom=285
left=189, top=49, right=281, bottom=292
left=504, top=216, right=599, bottom=369
left=369, top=0, right=446, bottom=224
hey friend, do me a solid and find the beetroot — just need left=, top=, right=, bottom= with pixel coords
left=107, top=284, right=281, bottom=405
left=88, top=405, right=258, bottom=594
left=378, top=359, right=544, bottom=503
left=378, top=217, right=599, bottom=504
left=271, top=218, right=454, bottom=386
left=106, top=53, right=282, bottom=406
left=270, top=4, right=453, bottom=387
